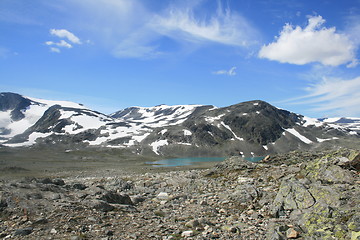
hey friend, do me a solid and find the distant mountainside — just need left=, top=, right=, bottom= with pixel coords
left=0, top=92, right=358, bottom=157
left=319, top=117, right=360, bottom=134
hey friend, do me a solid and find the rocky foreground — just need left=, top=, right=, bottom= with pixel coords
left=0, top=149, right=359, bottom=239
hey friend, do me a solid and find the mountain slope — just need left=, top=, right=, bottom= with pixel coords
left=0, top=92, right=358, bottom=157
left=0, top=92, right=88, bottom=145
left=141, top=101, right=357, bottom=157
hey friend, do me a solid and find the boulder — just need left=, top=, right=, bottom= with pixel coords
left=99, top=191, right=133, bottom=205
left=271, top=179, right=315, bottom=217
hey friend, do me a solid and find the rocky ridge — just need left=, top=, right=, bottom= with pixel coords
left=1, top=92, right=359, bottom=157
left=0, top=148, right=359, bottom=239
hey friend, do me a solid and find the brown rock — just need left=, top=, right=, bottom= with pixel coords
left=286, top=228, right=299, bottom=239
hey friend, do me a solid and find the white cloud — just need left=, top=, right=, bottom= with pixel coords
left=259, top=15, right=358, bottom=67
left=287, top=76, right=360, bottom=116
left=213, top=67, right=236, bottom=76
left=46, top=29, right=81, bottom=53
left=152, top=6, right=259, bottom=47
left=50, top=29, right=82, bottom=44
left=50, top=47, right=60, bottom=53
left=45, top=40, right=72, bottom=48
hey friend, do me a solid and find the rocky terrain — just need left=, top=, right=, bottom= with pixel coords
left=1, top=148, right=359, bottom=239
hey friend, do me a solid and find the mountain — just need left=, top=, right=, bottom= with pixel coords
left=141, top=100, right=357, bottom=157
left=0, top=92, right=358, bottom=157
left=319, top=117, right=360, bottom=134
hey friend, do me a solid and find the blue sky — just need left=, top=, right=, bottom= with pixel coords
left=1, top=0, right=360, bottom=117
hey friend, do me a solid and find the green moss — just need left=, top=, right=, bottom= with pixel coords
left=303, top=203, right=352, bottom=239
left=352, top=231, right=360, bottom=240
left=349, top=222, right=358, bottom=231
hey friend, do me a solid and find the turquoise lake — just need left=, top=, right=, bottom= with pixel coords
left=147, top=156, right=264, bottom=167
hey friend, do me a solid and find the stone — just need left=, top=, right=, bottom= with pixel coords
left=14, top=227, right=33, bottom=236
left=237, top=177, right=254, bottom=183
left=185, top=219, right=200, bottom=228
left=221, top=225, right=239, bottom=233
left=53, top=178, right=65, bottom=186
left=100, top=191, right=133, bottom=205
left=157, top=192, right=169, bottom=200
left=39, top=178, right=53, bottom=184
left=33, top=217, right=48, bottom=225
left=46, top=192, right=61, bottom=200
left=230, top=184, right=259, bottom=205
left=73, top=183, right=87, bottom=190
left=181, top=230, right=194, bottom=237
left=341, top=151, right=360, bottom=171
left=321, top=165, right=354, bottom=184
left=92, top=200, right=114, bottom=212
left=286, top=228, right=299, bottom=239
left=131, top=195, right=146, bottom=204
left=271, top=179, right=315, bottom=217
left=70, top=236, right=81, bottom=240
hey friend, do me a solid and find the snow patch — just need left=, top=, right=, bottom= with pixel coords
left=220, top=122, right=244, bottom=141
left=4, top=132, right=52, bottom=147
left=183, top=129, right=192, bottom=136
left=27, top=96, right=87, bottom=109
left=302, top=116, right=323, bottom=127
left=205, top=114, right=225, bottom=123
left=151, top=139, right=169, bottom=155
left=285, top=128, right=313, bottom=144
left=159, top=129, right=168, bottom=135
left=316, top=137, right=339, bottom=143
left=175, top=142, right=192, bottom=146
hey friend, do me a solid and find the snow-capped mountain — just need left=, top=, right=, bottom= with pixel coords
left=142, top=100, right=357, bottom=157
left=319, top=117, right=360, bottom=134
left=0, top=92, right=89, bottom=145
left=0, top=92, right=358, bottom=157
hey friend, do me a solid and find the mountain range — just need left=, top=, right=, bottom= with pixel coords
left=0, top=92, right=359, bottom=157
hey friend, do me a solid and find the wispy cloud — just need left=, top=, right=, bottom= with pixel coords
left=60, top=0, right=259, bottom=59
left=259, top=15, right=358, bottom=67
left=50, top=47, right=61, bottom=53
left=212, top=67, right=236, bottom=76
left=152, top=5, right=259, bottom=47
left=285, top=76, right=360, bottom=116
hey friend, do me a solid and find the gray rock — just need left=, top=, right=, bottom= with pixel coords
left=271, top=179, right=315, bottom=217
left=14, top=227, right=33, bottom=236
left=73, top=183, right=87, bottom=190
left=99, top=191, right=133, bottom=205
left=230, top=184, right=260, bottom=205
left=185, top=219, right=200, bottom=228
left=33, top=217, right=48, bottom=225
left=52, top=178, right=65, bottom=186
left=92, top=200, right=114, bottom=212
